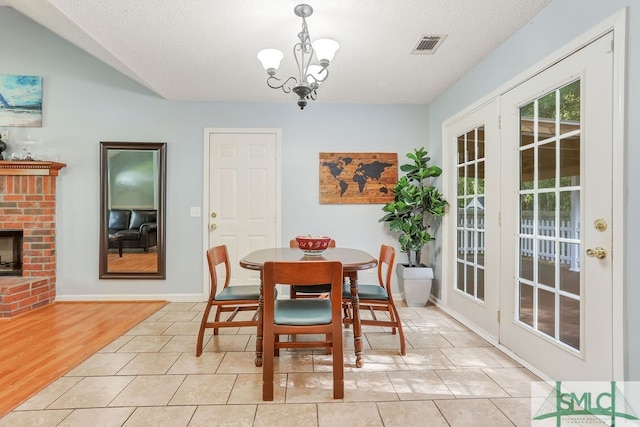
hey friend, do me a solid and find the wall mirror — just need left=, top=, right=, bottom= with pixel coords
left=99, top=141, right=166, bottom=279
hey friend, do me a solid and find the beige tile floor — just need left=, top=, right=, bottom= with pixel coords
left=1, top=302, right=545, bottom=427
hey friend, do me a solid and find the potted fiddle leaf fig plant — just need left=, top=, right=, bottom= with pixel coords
left=380, top=147, right=447, bottom=306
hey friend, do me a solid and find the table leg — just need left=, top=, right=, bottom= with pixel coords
left=349, top=271, right=364, bottom=368
left=118, top=237, right=123, bottom=257
left=255, top=272, right=264, bottom=367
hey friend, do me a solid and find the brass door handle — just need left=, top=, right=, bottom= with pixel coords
left=210, top=224, right=217, bottom=231
left=586, top=247, right=607, bottom=259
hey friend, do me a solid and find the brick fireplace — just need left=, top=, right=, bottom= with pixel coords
left=0, top=160, right=66, bottom=318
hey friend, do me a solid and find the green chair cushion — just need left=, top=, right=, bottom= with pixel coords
left=274, top=299, right=332, bottom=325
left=215, top=285, right=261, bottom=301
left=342, top=284, right=389, bottom=300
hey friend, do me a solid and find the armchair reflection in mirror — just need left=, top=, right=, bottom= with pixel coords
left=99, top=141, right=166, bottom=279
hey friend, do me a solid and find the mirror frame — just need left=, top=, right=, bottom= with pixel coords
left=99, top=141, right=167, bottom=279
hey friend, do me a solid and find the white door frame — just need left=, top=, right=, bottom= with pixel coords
left=440, top=9, right=626, bottom=379
left=202, top=128, right=282, bottom=297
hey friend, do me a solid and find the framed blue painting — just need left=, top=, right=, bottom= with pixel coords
left=0, top=75, right=43, bottom=127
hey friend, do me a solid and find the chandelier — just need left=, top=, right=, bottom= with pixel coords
left=257, top=4, right=339, bottom=110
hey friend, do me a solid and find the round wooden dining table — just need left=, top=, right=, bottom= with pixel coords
left=240, top=247, right=378, bottom=368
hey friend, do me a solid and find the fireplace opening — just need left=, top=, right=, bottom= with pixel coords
left=0, top=230, right=23, bottom=276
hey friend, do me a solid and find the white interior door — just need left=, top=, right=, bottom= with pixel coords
left=499, top=33, right=614, bottom=380
left=443, top=100, right=501, bottom=339
left=204, top=129, right=280, bottom=286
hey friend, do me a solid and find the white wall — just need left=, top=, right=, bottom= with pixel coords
left=0, top=7, right=428, bottom=300
left=428, top=0, right=640, bottom=380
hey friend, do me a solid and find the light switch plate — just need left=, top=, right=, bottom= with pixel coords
left=189, top=207, right=201, bottom=217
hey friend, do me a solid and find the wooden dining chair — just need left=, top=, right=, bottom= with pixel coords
left=342, top=244, right=406, bottom=355
left=262, top=260, right=344, bottom=401
left=289, top=238, right=336, bottom=299
left=196, top=244, right=261, bottom=357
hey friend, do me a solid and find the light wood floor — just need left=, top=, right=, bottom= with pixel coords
left=107, top=252, right=158, bottom=272
left=0, top=301, right=167, bottom=417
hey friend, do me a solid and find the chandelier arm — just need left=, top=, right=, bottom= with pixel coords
left=308, top=89, right=317, bottom=101
left=266, top=75, right=298, bottom=94
left=305, top=67, right=329, bottom=86
left=294, top=42, right=314, bottom=84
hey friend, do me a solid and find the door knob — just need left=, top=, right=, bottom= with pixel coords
left=594, top=218, right=607, bottom=231
left=586, top=247, right=607, bottom=259
left=210, top=224, right=217, bottom=231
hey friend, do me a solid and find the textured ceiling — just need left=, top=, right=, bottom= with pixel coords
left=5, top=0, right=551, bottom=105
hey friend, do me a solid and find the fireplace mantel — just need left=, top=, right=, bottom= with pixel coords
left=0, top=160, right=67, bottom=176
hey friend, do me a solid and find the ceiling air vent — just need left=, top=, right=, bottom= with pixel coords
left=411, top=34, right=447, bottom=55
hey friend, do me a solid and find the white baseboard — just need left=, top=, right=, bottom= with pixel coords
left=55, top=293, right=206, bottom=303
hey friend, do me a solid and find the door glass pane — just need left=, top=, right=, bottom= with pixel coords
left=520, top=148, right=534, bottom=189
left=538, top=141, right=556, bottom=188
left=455, top=125, right=486, bottom=302
left=538, top=288, right=556, bottom=337
left=465, top=264, right=474, bottom=296
left=457, top=136, right=465, bottom=164
left=520, top=238, right=534, bottom=281
left=520, top=102, right=535, bottom=147
left=559, top=80, right=580, bottom=123
left=519, top=282, right=534, bottom=326
left=560, top=295, right=580, bottom=349
left=516, top=79, right=581, bottom=350
left=467, top=130, right=476, bottom=161
left=560, top=135, right=580, bottom=186
left=538, top=91, right=557, bottom=140
left=537, top=240, right=556, bottom=288
left=457, top=261, right=465, bottom=291
left=560, top=243, right=581, bottom=295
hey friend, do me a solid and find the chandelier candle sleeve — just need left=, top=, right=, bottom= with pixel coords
left=257, top=4, right=339, bottom=109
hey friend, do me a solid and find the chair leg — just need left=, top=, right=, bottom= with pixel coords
left=196, top=302, right=213, bottom=357
left=332, top=323, right=344, bottom=399
left=212, top=306, right=222, bottom=335
left=389, top=303, right=406, bottom=356
left=263, top=324, right=275, bottom=401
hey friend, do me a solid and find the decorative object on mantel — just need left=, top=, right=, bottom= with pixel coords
left=0, top=135, right=6, bottom=160
left=0, top=75, right=43, bottom=127
left=319, top=152, right=397, bottom=204
left=257, top=4, right=339, bottom=110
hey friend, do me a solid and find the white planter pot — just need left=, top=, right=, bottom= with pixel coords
left=396, top=264, right=434, bottom=307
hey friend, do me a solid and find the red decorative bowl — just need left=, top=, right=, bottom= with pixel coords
left=295, top=235, right=332, bottom=256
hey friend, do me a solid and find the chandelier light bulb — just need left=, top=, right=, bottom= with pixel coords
left=312, top=39, right=339, bottom=66
left=257, top=49, right=284, bottom=75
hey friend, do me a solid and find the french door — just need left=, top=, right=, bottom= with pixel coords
left=443, top=101, right=500, bottom=339
left=499, top=32, right=614, bottom=380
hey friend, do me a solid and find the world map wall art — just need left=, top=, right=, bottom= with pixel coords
left=0, top=75, right=43, bottom=127
left=319, top=152, right=398, bottom=204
